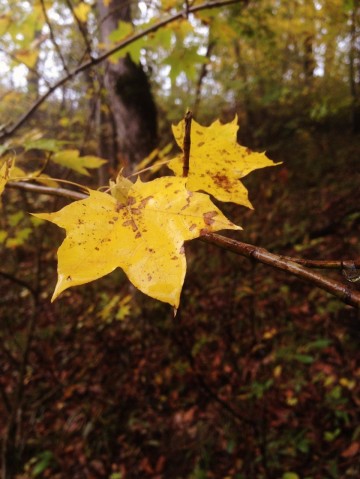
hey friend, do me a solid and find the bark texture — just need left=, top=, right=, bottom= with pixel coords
left=97, top=0, right=158, bottom=173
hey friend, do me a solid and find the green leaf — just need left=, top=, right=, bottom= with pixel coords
left=292, top=354, right=314, bottom=364
left=282, top=473, right=300, bottom=479
left=24, top=138, right=68, bottom=152
left=108, top=21, right=145, bottom=63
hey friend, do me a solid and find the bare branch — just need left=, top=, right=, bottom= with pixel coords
left=0, top=0, right=245, bottom=141
left=63, top=0, right=93, bottom=62
left=6, top=180, right=360, bottom=308
left=202, top=234, right=360, bottom=309
left=39, top=0, right=70, bottom=75
left=7, top=181, right=87, bottom=201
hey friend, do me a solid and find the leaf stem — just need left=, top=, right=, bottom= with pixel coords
left=183, top=110, right=192, bottom=177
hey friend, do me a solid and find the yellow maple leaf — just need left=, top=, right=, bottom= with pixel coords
left=14, top=49, right=39, bottom=69
left=0, top=157, right=15, bottom=196
left=73, top=2, right=91, bottom=22
left=168, top=116, right=280, bottom=208
left=34, top=176, right=240, bottom=308
left=51, top=149, right=107, bottom=176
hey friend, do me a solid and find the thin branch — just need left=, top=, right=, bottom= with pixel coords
left=39, top=0, right=70, bottom=75
left=182, top=110, right=192, bottom=177
left=202, top=234, right=360, bottom=309
left=63, top=0, right=93, bottom=62
left=275, top=256, right=360, bottom=270
left=0, top=0, right=244, bottom=141
left=6, top=180, right=360, bottom=308
left=0, top=46, right=52, bottom=89
left=7, top=181, right=87, bottom=201
left=193, top=39, right=215, bottom=116
left=0, top=270, right=37, bottom=297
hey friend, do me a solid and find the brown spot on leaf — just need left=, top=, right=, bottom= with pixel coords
left=212, top=172, right=234, bottom=192
left=115, top=202, right=124, bottom=212
left=122, top=219, right=138, bottom=232
left=189, top=223, right=197, bottom=231
left=127, top=196, right=136, bottom=205
left=147, top=274, right=152, bottom=281
left=95, top=247, right=99, bottom=251
left=135, top=231, right=141, bottom=239
left=66, top=275, right=72, bottom=281
left=203, top=211, right=218, bottom=226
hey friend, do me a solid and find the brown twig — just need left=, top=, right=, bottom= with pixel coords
left=182, top=110, right=192, bottom=177
left=202, top=234, right=360, bottom=309
left=64, top=0, right=93, bottom=62
left=193, top=39, right=215, bottom=116
left=0, top=0, right=244, bottom=141
left=5, top=180, right=360, bottom=308
left=39, top=0, right=70, bottom=75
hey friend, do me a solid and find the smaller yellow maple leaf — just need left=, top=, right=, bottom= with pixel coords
left=0, top=157, right=15, bottom=196
left=73, top=2, right=91, bottom=22
left=168, top=116, right=280, bottom=208
left=34, top=176, right=240, bottom=308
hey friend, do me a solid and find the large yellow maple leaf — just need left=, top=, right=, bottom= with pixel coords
left=34, top=176, right=240, bottom=308
left=168, top=116, right=279, bottom=208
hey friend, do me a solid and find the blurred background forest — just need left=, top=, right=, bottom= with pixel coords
left=0, top=0, right=360, bottom=478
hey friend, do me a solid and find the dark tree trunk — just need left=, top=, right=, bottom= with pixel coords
left=97, top=0, right=158, bottom=174
left=349, top=0, right=360, bottom=133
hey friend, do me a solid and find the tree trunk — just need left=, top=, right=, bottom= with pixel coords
left=349, top=0, right=360, bottom=133
left=97, top=0, right=158, bottom=175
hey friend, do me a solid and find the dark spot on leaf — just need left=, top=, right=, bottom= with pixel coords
left=115, top=202, right=124, bottom=212
left=122, top=219, right=138, bottom=232
left=245, top=147, right=252, bottom=154
left=108, top=220, right=114, bottom=225
left=66, top=275, right=72, bottom=281
left=147, top=274, right=152, bottom=281
left=112, top=217, right=118, bottom=222
left=212, top=172, right=234, bottom=192
left=95, top=247, right=99, bottom=250
left=200, top=227, right=210, bottom=236
left=127, top=196, right=136, bottom=206
left=135, top=231, right=141, bottom=239
left=197, top=141, right=204, bottom=147
left=203, top=211, right=218, bottom=226
left=189, top=223, right=197, bottom=231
